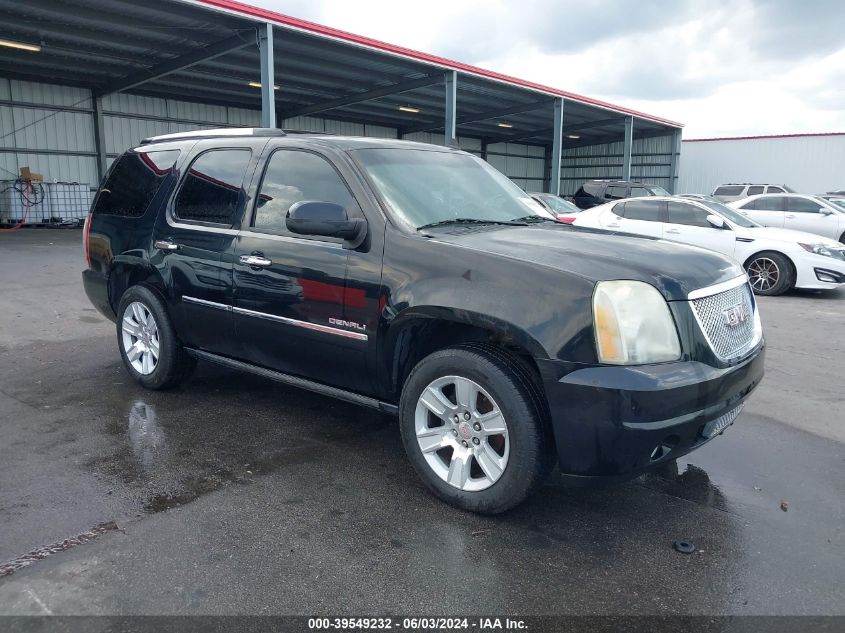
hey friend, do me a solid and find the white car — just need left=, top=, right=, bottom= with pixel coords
left=727, top=194, right=845, bottom=243
left=570, top=196, right=845, bottom=295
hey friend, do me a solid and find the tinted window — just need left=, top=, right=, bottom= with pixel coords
left=606, top=186, right=627, bottom=199
left=582, top=182, right=604, bottom=197
left=786, top=197, right=823, bottom=213
left=253, top=150, right=357, bottom=236
left=747, top=186, right=764, bottom=195
left=93, top=150, right=179, bottom=217
left=622, top=199, right=662, bottom=221
left=766, top=186, right=785, bottom=193
left=174, top=149, right=251, bottom=225
left=741, top=196, right=786, bottom=211
left=630, top=187, right=650, bottom=197
left=667, top=201, right=712, bottom=227
left=714, top=186, right=745, bottom=196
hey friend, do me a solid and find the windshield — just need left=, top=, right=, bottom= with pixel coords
left=353, top=148, right=553, bottom=229
left=700, top=200, right=761, bottom=228
left=535, top=194, right=580, bottom=214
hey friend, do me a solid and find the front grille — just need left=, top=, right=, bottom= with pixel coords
left=690, top=281, right=758, bottom=361
left=701, top=405, right=743, bottom=439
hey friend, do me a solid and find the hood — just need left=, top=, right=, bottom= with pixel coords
left=429, top=224, right=744, bottom=301
left=735, top=225, right=841, bottom=247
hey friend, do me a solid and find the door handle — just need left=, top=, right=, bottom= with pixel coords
left=154, top=239, right=179, bottom=251
left=785, top=214, right=796, bottom=219
left=606, top=223, right=620, bottom=228
left=665, top=229, right=680, bottom=234
left=239, top=254, right=272, bottom=268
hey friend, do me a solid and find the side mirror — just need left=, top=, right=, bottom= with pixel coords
left=819, top=208, right=834, bottom=216
left=286, top=201, right=366, bottom=243
left=706, top=214, right=726, bottom=229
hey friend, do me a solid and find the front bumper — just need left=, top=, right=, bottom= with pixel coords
left=538, top=344, right=765, bottom=482
left=794, top=253, right=845, bottom=289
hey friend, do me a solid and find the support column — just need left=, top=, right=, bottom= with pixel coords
left=481, top=139, right=488, bottom=161
left=669, top=128, right=682, bottom=193
left=258, top=23, right=276, bottom=128
left=444, top=70, right=457, bottom=147
left=92, top=91, right=108, bottom=182
left=550, top=98, right=564, bottom=195
left=622, top=116, right=634, bottom=181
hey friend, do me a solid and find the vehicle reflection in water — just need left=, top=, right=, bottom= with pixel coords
left=641, top=461, right=729, bottom=513
left=127, top=400, right=166, bottom=472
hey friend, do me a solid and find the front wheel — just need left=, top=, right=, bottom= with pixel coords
left=745, top=251, right=794, bottom=296
left=116, top=286, right=196, bottom=390
left=399, top=345, right=551, bottom=514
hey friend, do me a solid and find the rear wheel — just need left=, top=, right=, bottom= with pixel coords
left=399, top=345, right=551, bottom=514
left=745, top=251, right=794, bottom=296
left=116, top=286, right=195, bottom=390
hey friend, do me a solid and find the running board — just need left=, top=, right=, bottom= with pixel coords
left=187, top=349, right=399, bottom=416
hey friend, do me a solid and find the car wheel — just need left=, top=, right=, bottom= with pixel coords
left=116, top=286, right=196, bottom=390
left=839, top=231, right=845, bottom=245
left=399, top=344, right=551, bottom=514
left=745, top=251, right=794, bottom=296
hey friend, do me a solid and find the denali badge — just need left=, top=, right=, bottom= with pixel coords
left=328, top=317, right=366, bottom=331
left=722, top=303, right=750, bottom=327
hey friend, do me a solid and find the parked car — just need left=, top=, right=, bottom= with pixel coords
left=571, top=180, right=670, bottom=209
left=712, top=183, right=794, bottom=202
left=678, top=193, right=721, bottom=203
left=827, top=190, right=845, bottom=196
left=572, top=197, right=845, bottom=295
left=728, top=194, right=845, bottom=243
left=83, top=128, right=764, bottom=514
left=528, top=192, right=582, bottom=221
left=819, top=195, right=845, bottom=212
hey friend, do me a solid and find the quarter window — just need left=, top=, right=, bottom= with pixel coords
left=747, top=186, right=764, bottom=195
left=174, top=149, right=251, bottom=225
left=93, top=150, right=180, bottom=217
left=786, top=197, right=823, bottom=213
left=667, top=201, right=713, bottom=228
left=622, top=199, right=662, bottom=222
left=766, top=186, right=785, bottom=193
left=252, top=149, right=358, bottom=238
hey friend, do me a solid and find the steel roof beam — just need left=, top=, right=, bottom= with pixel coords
left=403, top=98, right=554, bottom=135
left=94, top=33, right=255, bottom=97
left=279, top=74, right=444, bottom=119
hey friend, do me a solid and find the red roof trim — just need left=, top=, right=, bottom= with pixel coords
left=684, top=132, right=845, bottom=142
left=192, top=0, right=683, bottom=128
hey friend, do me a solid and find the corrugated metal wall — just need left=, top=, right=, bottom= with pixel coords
left=678, top=135, right=845, bottom=195
left=558, top=135, right=674, bottom=195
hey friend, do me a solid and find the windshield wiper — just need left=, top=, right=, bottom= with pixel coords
left=416, top=217, right=528, bottom=230
left=512, top=215, right=557, bottom=224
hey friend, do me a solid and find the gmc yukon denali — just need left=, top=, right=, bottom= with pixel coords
left=83, top=129, right=765, bottom=514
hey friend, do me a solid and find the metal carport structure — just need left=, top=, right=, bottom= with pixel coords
left=0, top=0, right=683, bottom=195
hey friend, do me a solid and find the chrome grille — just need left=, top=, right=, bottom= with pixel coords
left=702, top=405, right=743, bottom=439
left=690, top=280, right=758, bottom=361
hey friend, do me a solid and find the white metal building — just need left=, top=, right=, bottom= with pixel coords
left=678, top=133, right=845, bottom=195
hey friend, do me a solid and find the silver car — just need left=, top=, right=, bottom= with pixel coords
left=712, top=183, right=794, bottom=202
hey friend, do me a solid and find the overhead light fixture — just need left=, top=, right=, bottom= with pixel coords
left=248, top=81, right=279, bottom=90
left=0, top=38, right=41, bottom=52
left=398, top=105, right=420, bottom=113
left=497, top=122, right=513, bottom=129
left=567, top=134, right=580, bottom=139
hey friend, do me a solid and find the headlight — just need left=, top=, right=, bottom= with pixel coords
left=593, top=280, right=681, bottom=364
left=799, top=243, right=835, bottom=258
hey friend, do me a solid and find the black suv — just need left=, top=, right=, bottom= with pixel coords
left=572, top=180, right=670, bottom=209
left=83, top=129, right=764, bottom=513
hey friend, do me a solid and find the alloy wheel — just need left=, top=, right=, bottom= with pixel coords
left=121, top=301, right=160, bottom=375
left=414, top=375, right=510, bottom=492
left=747, top=257, right=780, bottom=292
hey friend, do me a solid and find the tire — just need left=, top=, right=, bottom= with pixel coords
left=745, top=251, right=794, bottom=296
left=116, top=286, right=196, bottom=390
left=839, top=232, right=845, bottom=246
left=398, top=344, right=552, bottom=514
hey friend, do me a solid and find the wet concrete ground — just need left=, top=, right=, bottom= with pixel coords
left=0, top=229, right=843, bottom=615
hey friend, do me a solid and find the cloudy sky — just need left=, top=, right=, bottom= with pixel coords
left=250, top=0, right=844, bottom=138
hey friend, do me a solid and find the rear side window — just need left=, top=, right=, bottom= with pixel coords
left=767, top=186, right=785, bottom=193
left=714, top=186, right=745, bottom=196
left=252, top=149, right=358, bottom=238
left=630, top=187, right=650, bottom=197
left=582, top=182, right=604, bottom=197
left=667, top=201, right=712, bottom=227
left=622, top=199, right=662, bottom=222
left=786, top=197, right=823, bottom=213
left=606, top=186, right=627, bottom=199
left=174, top=149, right=252, bottom=225
left=92, top=150, right=179, bottom=217
left=741, top=196, right=786, bottom=211
left=747, top=186, right=764, bottom=195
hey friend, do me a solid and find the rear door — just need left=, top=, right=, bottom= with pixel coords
left=613, top=198, right=664, bottom=238
left=231, top=143, right=372, bottom=392
left=664, top=200, right=735, bottom=257
left=154, top=140, right=264, bottom=357
left=783, top=196, right=840, bottom=239
left=737, top=196, right=786, bottom=228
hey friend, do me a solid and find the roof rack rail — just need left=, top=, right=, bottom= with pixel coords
left=139, top=127, right=334, bottom=145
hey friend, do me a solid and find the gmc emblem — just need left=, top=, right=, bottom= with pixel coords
left=722, top=303, right=750, bottom=327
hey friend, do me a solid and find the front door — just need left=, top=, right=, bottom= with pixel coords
left=155, top=144, right=259, bottom=358
left=783, top=197, right=840, bottom=240
left=232, top=145, right=371, bottom=392
left=664, top=200, right=736, bottom=257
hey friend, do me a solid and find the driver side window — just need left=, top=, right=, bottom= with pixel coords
left=667, top=201, right=713, bottom=228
